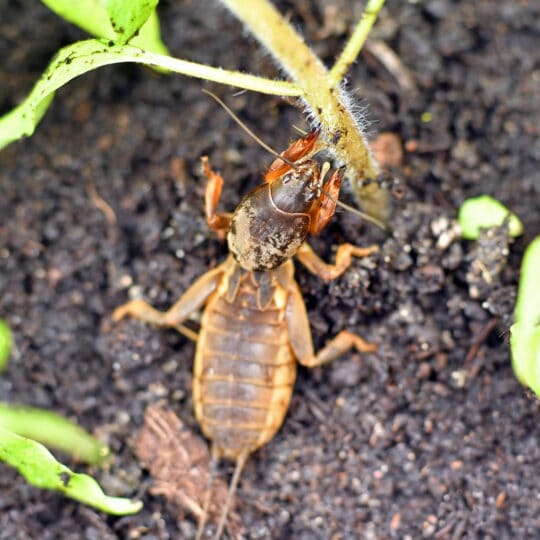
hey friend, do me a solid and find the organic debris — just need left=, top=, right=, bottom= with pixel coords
left=133, top=404, right=241, bottom=536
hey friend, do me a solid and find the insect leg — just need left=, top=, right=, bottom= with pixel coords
left=300, top=330, right=377, bottom=367
left=112, top=265, right=224, bottom=333
left=296, top=241, right=378, bottom=281
left=285, top=281, right=377, bottom=368
left=202, top=156, right=233, bottom=232
left=309, top=166, right=345, bottom=234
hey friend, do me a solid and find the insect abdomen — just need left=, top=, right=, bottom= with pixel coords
left=193, top=278, right=296, bottom=459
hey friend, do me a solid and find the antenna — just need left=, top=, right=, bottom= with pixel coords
left=202, top=89, right=297, bottom=168
left=320, top=186, right=389, bottom=231
left=203, top=90, right=389, bottom=232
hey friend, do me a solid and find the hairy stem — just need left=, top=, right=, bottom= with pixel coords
left=329, top=0, right=386, bottom=86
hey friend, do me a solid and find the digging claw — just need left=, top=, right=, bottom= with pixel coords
left=112, top=300, right=143, bottom=322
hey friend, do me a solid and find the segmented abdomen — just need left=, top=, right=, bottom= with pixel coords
left=193, top=279, right=296, bottom=459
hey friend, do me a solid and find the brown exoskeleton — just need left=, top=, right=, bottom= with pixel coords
left=113, top=129, right=378, bottom=539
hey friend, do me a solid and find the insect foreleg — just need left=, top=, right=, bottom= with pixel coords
left=296, top=241, right=378, bottom=281
left=202, top=156, right=233, bottom=232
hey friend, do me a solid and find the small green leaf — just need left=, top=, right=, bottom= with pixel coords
left=0, top=320, right=13, bottom=373
left=513, top=236, right=540, bottom=326
left=41, top=0, right=167, bottom=53
left=0, top=427, right=142, bottom=515
left=104, top=0, right=159, bottom=44
left=42, top=0, right=116, bottom=39
left=511, top=323, right=540, bottom=396
left=510, top=237, right=540, bottom=396
left=458, top=195, right=523, bottom=240
left=0, top=403, right=110, bottom=466
left=132, top=10, right=169, bottom=56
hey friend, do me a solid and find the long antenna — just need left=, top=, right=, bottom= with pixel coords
left=320, top=186, right=389, bottom=231
left=202, top=89, right=297, bottom=168
left=203, top=89, right=389, bottom=232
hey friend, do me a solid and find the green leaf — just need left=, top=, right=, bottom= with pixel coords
left=104, top=0, right=159, bottom=44
left=30, top=2, right=167, bottom=149
left=0, top=320, right=13, bottom=373
left=132, top=10, right=169, bottom=56
left=0, top=38, right=298, bottom=151
left=42, top=0, right=116, bottom=39
left=458, top=195, right=523, bottom=240
left=0, top=403, right=110, bottom=466
left=0, top=427, right=142, bottom=515
left=510, top=237, right=540, bottom=396
left=41, top=0, right=168, bottom=53
left=513, top=236, right=540, bottom=326
left=511, top=323, right=540, bottom=396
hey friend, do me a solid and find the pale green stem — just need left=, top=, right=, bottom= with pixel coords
left=328, top=0, right=386, bottom=87
left=219, top=0, right=389, bottom=222
left=0, top=320, right=12, bottom=373
left=0, top=39, right=301, bottom=150
left=126, top=47, right=302, bottom=96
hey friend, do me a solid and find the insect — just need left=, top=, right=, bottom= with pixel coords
left=113, top=127, right=379, bottom=539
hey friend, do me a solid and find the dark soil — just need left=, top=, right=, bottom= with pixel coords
left=1, top=1, right=540, bottom=539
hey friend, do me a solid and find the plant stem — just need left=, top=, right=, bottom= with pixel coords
left=328, top=0, right=386, bottom=87
left=219, top=0, right=389, bottom=222
left=138, top=47, right=301, bottom=96
left=0, top=39, right=302, bottom=151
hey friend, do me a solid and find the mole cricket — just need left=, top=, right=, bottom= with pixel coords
left=113, top=112, right=379, bottom=538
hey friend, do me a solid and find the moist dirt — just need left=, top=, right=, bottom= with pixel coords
left=1, top=1, right=539, bottom=539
